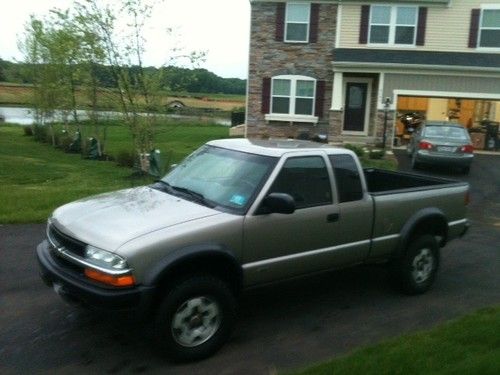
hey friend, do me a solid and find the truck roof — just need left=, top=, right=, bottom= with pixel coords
left=207, top=138, right=351, bottom=158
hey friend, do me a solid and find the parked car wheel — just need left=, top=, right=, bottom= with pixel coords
left=391, top=235, right=440, bottom=295
left=154, top=275, right=236, bottom=362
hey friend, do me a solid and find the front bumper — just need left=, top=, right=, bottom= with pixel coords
left=37, top=240, right=154, bottom=313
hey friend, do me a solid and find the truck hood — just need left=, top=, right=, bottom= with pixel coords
left=51, top=187, right=221, bottom=251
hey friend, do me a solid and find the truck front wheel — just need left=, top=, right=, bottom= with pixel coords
left=154, top=275, right=236, bottom=362
left=391, top=235, right=440, bottom=295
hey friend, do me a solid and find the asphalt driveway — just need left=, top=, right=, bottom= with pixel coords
left=1, top=152, right=499, bottom=375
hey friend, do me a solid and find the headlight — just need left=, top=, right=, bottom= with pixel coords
left=84, top=245, right=128, bottom=270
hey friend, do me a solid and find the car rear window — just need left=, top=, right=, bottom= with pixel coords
left=424, top=126, right=469, bottom=140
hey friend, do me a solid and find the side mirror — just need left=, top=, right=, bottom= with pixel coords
left=260, top=193, right=295, bottom=215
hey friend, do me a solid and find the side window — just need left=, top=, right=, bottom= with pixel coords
left=269, top=156, right=332, bottom=209
left=329, top=155, right=363, bottom=203
left=285, top=3, right=311, bottom=42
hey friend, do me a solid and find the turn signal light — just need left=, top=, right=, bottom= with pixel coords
left=84, top=268, right=135, bottom=287
left=419, top=141, right=433, bottom=150
left=460, top=145, right=474, bottom=153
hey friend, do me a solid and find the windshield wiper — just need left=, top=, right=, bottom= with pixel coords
left=154, top=181, right=215, bottom=208
left=170, top=185, right=215, bottom=208
left=152, top=180, right=173, bottom=193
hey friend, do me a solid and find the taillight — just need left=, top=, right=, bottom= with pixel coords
left=419, top=141, right=433, bottom=150
left=460, top=144, right=474, bottom=153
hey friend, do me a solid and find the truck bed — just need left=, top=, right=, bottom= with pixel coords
left=364, top=168, right=466, bottom=195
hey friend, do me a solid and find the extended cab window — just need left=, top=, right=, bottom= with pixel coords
left=329, top=155, right=363, bottom=203
left=268, top=156, right=331, bottom=209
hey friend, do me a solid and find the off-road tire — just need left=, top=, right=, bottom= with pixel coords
left=391, top=235, right=440, bottom=295
left=154, top=275, right=236, bottom=362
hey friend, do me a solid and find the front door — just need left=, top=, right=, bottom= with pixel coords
left=343, top=81, right=369, bottom=133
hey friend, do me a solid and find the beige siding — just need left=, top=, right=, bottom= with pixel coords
left=338, top=0, right=500, bottom=53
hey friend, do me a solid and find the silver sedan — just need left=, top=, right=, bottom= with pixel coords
left=407, top=122, right=474, bottom=174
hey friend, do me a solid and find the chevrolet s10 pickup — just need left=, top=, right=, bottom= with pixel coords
left=37, top=138, right=470, bottom=361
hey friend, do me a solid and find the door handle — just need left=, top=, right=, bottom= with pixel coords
left=327, top=213, right=340, bottom=223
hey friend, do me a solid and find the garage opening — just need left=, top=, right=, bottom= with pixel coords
left=395, top=96, right=500, bottom=151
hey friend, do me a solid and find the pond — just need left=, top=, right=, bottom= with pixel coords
left=0, top=106, right=231, bottom=126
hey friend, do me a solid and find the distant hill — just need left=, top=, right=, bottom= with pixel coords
left=0, top=59, right=246, bottom=96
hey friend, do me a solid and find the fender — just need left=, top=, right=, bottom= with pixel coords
left=393, top=207, right=448, bottom=258
left=143, top=243, right=243, bottom=287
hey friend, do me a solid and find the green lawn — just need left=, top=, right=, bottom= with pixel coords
left=0, top=122, right=228, bottom=223
left=290, top=306, right=500, bottom=375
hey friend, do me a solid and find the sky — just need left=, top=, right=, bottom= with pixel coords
left=0, top=0, right=251, bottom=79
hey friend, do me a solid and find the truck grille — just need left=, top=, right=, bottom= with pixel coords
left=48, top=224, right=86, bottom=257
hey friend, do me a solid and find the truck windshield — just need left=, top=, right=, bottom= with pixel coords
left=160, top=145, right=277, bottom=213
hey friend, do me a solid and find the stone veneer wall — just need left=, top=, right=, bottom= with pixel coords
left=246, top=2, right=337, bottom=139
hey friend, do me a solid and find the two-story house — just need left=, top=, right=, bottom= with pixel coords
left=245, top=0, right=500, bottom=145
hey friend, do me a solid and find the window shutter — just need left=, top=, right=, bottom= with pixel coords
left=416, top=7, right=427, bottom=46
left=309, top=4, right=320, bottom=43
left=359, top=5, right=370, bottom=44
left=468, top=9, right=480, bottom=48
left=315, top=80, right=326, bottom=118
left=275, top=3, right=286, bottom=41
left=262, top=77, right=271, bottom=114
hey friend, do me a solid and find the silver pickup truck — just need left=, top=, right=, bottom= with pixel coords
left=37, top=138, right=470, bottom=361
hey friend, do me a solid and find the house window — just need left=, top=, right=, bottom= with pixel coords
left=271, top=75, right=316, bottom=116
left=369, top=5, right=417, bottom=45
left=285, top=3, right=311, bottom=42
left=479, top=8, right=500, bottom=48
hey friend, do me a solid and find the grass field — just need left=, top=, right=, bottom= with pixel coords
left=0, top=82, right=245, bottom=111
left=0, top=122, right=229, bottom=223
left=290, top=306, right=500, bottom=375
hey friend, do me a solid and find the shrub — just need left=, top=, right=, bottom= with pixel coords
left=23, top=126, right=34, bottom=136
left=369, top=149, right=386, bottom=160
left=33, top=124, right=48, bottom=142
left=116, top=149, right=137, bottom=168
left=58, top=135, right=73, bottom=151
left=344, top=143, right=365, bottom=157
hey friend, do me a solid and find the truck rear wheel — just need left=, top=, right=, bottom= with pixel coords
left=154, top=275, right=236, bottom=362
left=391, top=235, right=439, bottom=295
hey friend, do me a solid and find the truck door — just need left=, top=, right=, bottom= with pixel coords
left=242, top=153, right=369, bottom=285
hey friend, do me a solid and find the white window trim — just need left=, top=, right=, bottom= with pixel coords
left=265, top=75, right=318, bottom=123
left=368, top=4, right=418, bottom=47
left=477, top=5, right=500, bottom=51
left=284, top=2, right=311, bottom=43
left=341, top=78, right=372, bottom=136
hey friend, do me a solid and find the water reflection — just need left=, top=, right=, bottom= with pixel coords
left=0, top=106, right=231, bottom=126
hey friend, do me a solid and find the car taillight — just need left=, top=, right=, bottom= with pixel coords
left=419, top=141, right=433, bottom=150
left=460, top=144, right=474, bottom=153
